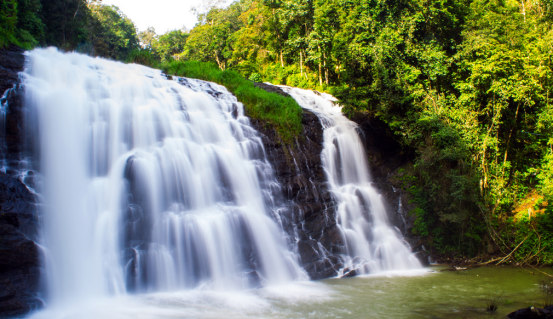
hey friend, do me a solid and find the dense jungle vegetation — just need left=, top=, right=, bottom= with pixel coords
left=2, top=0, right=553, bottom=264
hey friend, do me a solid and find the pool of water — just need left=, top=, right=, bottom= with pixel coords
left=27, top=266, right=552, bottom=319
left=304, top=266, right=552, bottom=318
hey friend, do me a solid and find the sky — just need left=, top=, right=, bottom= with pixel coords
left=101, top=0, right=225, bottom=34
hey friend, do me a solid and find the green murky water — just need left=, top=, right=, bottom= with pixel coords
left=29, top=266, right=553, bottom=319
left=288, top=267, right=552, bottom=319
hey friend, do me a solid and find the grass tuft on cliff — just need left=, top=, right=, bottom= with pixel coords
left=162, top=60, right=302, bottom=143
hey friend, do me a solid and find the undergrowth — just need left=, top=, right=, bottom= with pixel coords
left=162, top=60, right=303, bottom=143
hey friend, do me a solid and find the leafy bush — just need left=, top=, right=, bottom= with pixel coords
left=126, top=48, right=159, bottom=67
left=248, top=72, right=262, bottom=82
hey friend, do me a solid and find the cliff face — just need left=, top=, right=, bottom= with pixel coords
left=0, top=47, right=42, bottom=317
left=1, top=47, right=26, bottom=160
left=250, top=111, right=344, bottom=279
left=250, top=83, right=345, bottom=279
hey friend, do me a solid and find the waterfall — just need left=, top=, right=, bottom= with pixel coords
left=22, top=48, right=306, bottom=309
left=280, top=86, right=421, bottom=275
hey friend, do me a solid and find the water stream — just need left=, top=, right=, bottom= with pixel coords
left=280, top=86, right=422, bottom=275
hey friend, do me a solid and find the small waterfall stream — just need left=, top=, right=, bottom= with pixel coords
left=22, top=48, right=306, bottom=310
left=280, top=86, right=422, bottom=275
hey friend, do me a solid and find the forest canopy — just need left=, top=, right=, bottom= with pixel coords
left=0, top=0, right=139, bottom=59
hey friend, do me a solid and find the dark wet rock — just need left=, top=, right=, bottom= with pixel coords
left=1, top=46, right=27, bottom=162
left=508, top=306, right=553, bottom=318
left=0, top=46, right=25, bottom=95
left=341, top=268, right=359, bottom=278
left=0, top=174, right=41, bottom=317
left=0, top=48, right=42, bottom=317
left=250, top=109, right=343, bottom=280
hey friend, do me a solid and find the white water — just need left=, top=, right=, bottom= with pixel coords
left=280, top=86, right=422, bottom=275
left=22, top=48, right=306, bottom=312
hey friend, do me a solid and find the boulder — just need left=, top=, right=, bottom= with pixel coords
left=508, top=306, right=553, bottom=319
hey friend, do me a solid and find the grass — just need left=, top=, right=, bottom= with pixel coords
left=162, top=60, right=303, bottom=143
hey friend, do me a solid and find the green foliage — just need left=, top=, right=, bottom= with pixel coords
left=41, top=0, right=90, bottom=49
left=248, top=72, right=262, bottom=82
left=508, top=210, right=553, bottom=264
left=87, top=4, right=139, bottom=60
left=16, top=0, right=44, bottom=45
left=162, top=60, right=302, bottom=142
left=0, top=0, right=18, bottom=48
left=126, top=48, right=159, bottom=67
left=138, top=26, right=156, bottom=49
left=261, top=64, right=321, bottom=88
left=183, top=2, right=247, bottom=70
left=2, top=0, right=140, bottom=60
left=395, top=115, right=484, bottom=255
left=152, top=30, right=188, bottom=62
left=0, top=0, right=43, bottom=49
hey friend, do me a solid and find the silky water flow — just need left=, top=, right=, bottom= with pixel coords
left=21, top=48, right=306, bottom=312
left=280, top=86, right=422, bottom=275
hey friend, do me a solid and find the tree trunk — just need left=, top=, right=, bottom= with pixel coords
left=300, top=50, right=303, bottom=77
left=215, top=54, right=225, bottom=70
left=323, top=51, right=329, bottom=85
left=318, top=45, right=323, bottom=86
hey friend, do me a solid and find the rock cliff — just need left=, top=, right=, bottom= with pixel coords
left=251, top=111, right=345, bottom=279
left=0, top=47, right=42, bottom=317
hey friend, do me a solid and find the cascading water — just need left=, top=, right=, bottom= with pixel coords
left=280, top=86, right=422, bottom=275
left=22, top=48, right=306, bottom=311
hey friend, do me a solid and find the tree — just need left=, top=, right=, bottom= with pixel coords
left=0, top=0, right=44, bottom=48
left=152, top=29, right=188, bottom=62
left=40, top=0, right=90, bottom=49
left=138, top=26, right=156, bottom=49
left=0, top=0, right=18, bottom=47
left=184, top=2, right=245, bottom=69
left=87, top=4, right=139, bottom=60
